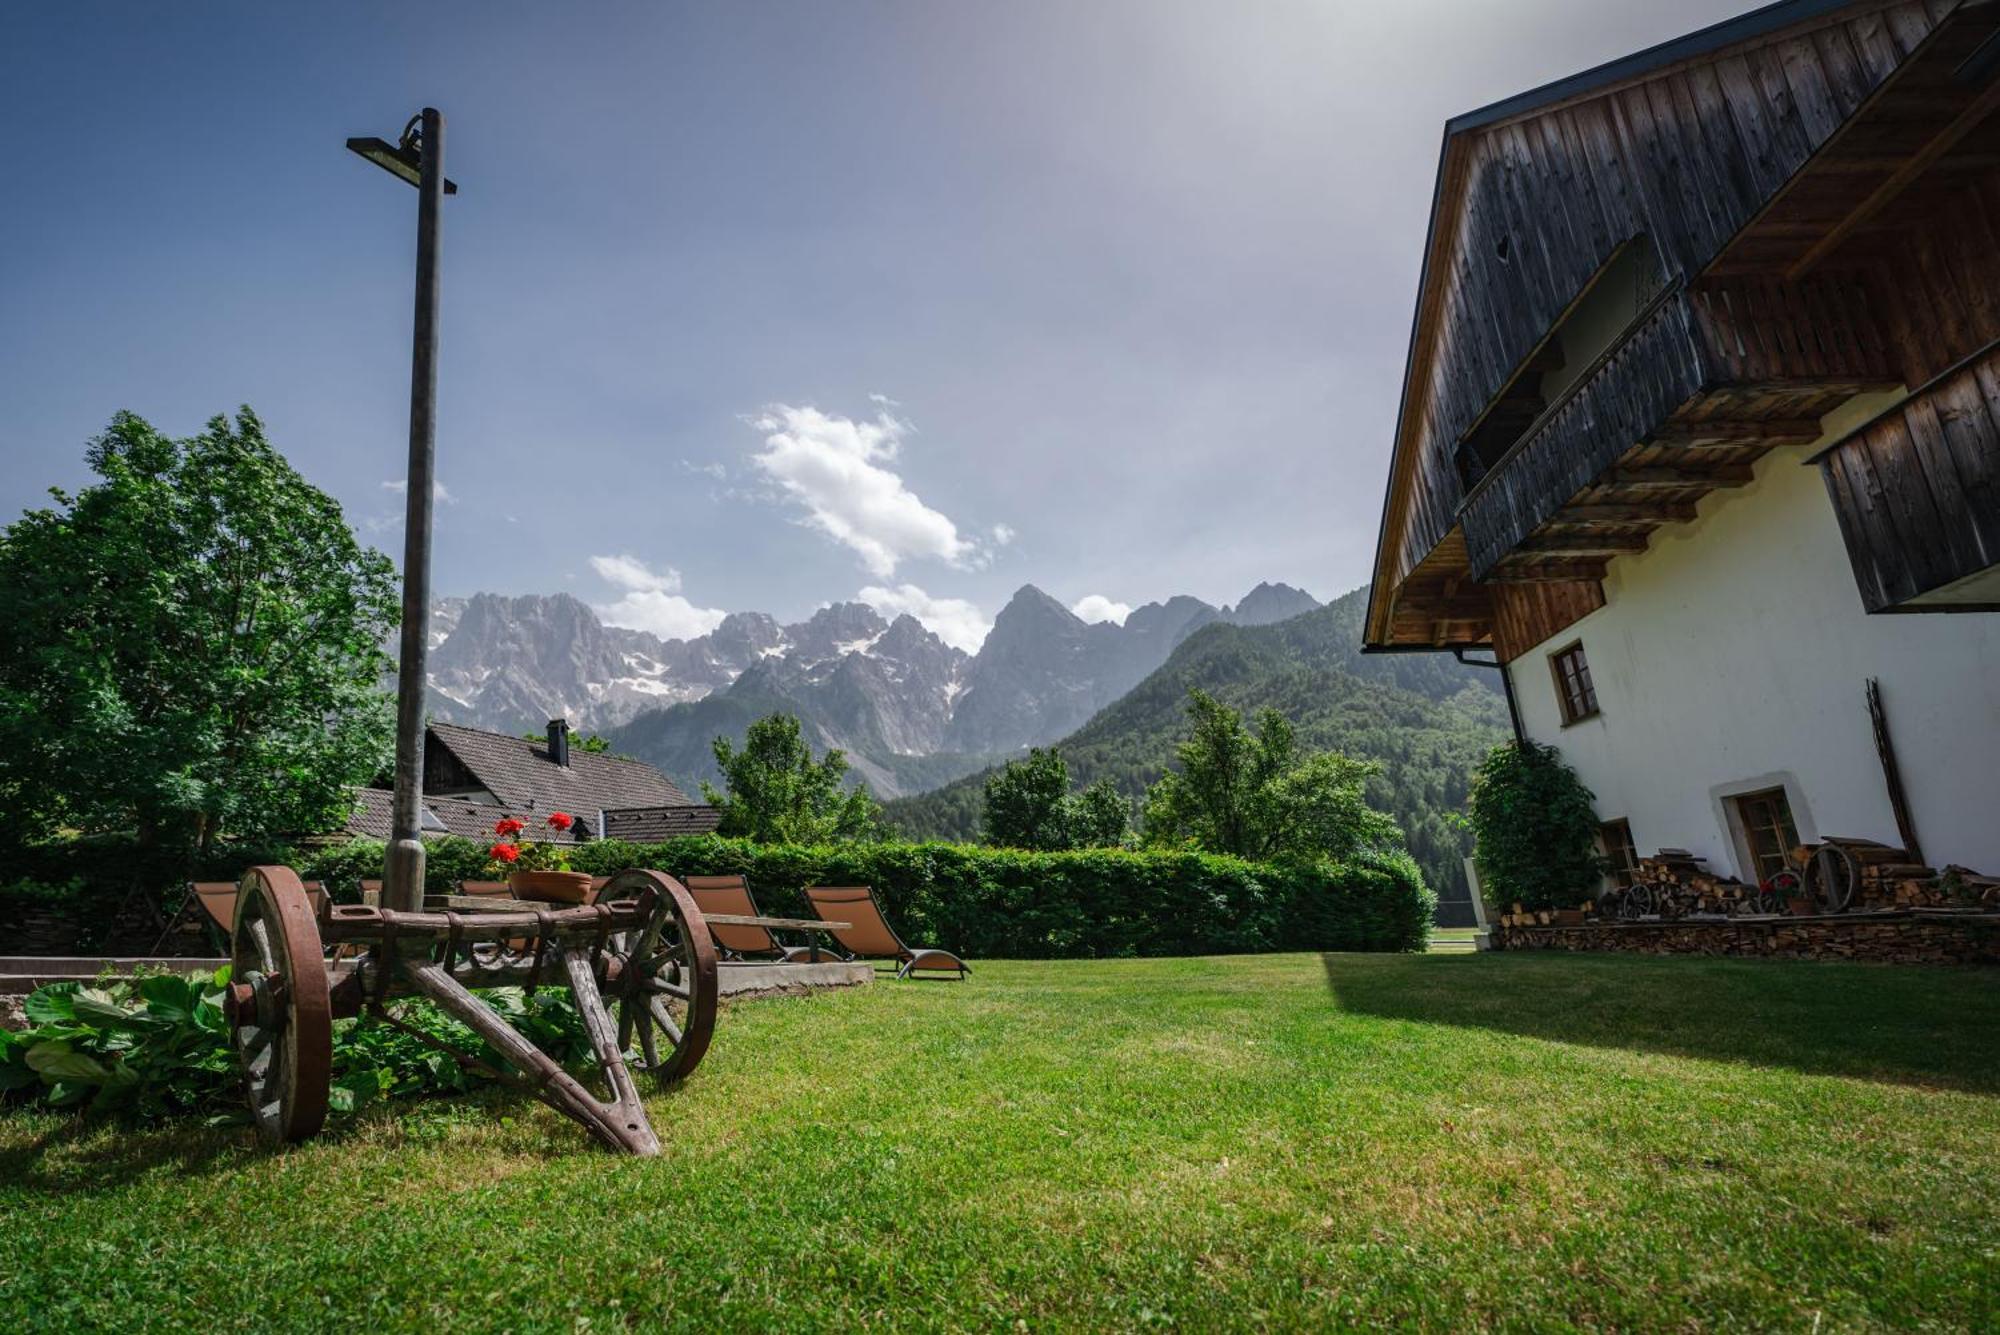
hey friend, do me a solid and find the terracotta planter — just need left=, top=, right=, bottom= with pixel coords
left=511, top=870, right=593, bottom=904
left=1552, top=909, right=1586, bottom=927
left=1785, top=896, right=1814, bottom=917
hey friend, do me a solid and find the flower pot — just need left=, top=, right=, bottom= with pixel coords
left=511, top=870, right=593, bottom=904
left=1552, top=909, right=1585, bottom=927
left=1785, top=896, right=1814, bottom=917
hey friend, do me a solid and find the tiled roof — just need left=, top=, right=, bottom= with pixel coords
left=601, top=805, right=724, bottom=842
left=427, top=721, right=694, bottom=814
left=341, top=786, right=586, bottom=844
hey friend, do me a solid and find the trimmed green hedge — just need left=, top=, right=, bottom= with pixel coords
left=5, top=835, right=1433, bottom=957
left=290, top=836, right=1432, bottom=957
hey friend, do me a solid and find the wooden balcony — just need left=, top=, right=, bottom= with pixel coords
left=1815, top=342, right=2000, bottom=613
left=1458, top=275, right=1899, bottom=582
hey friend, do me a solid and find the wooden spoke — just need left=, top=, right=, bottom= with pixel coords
left=593, top=870, right=717, bottom=1086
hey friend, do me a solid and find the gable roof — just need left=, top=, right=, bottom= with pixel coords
left=1362, top=0, right=1953, bottom=648
left=427, top=720, right=694, bottom=814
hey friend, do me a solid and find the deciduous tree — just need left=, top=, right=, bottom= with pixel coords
left=0, top=409, right=398, bottom=849
left=701, top=713, right=881, bottom=843
left=1141, top=690, right=1399, bottom=862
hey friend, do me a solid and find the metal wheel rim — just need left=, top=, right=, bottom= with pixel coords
left=230, top=866, right=332, bottom=1144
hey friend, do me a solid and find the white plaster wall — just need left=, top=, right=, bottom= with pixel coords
left=1508, top=421, right=2000, bottom=880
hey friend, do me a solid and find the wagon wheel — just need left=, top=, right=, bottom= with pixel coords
left=599, top=871, right=718, bottom=1085
left=1620, top=884, right=1654, bottom=920
left=225, top=866, right=332, bottom=1145
left=1804, top=844, right=1859, bottom=914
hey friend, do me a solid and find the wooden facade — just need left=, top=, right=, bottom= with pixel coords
left=1366, top=0, right=2000, bottom=654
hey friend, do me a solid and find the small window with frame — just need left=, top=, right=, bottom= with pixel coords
left=1550, top=641, right=1599, bottom=724
left=1600, top=818, right=1639, bottom=889
left=1732, top=787, right=1801, bottom=885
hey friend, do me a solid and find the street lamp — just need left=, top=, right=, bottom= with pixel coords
left=349, top=108, right=454, bottom=914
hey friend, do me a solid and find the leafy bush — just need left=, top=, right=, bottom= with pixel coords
left=299, top=837, right=1430, bottom=956
left=0, top=969, right=590, bottom=1123
left=1466, top=741, right=1607, bottom=912
left=556, top=836, right=1433, bottom=957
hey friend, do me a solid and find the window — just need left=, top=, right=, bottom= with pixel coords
left=1733, top=788, right=1801, bottom=884
left=1550, top=641, right=1599, bottom=724
left=1600, top=819, right=1640, bottom=889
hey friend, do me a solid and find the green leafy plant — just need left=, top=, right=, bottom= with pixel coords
left=0, top=969, right=592, bottom=1124
left=981, top=748, right=1130, bottom=851
left=1466, top=740, right=1608, bottom=912
left=0, top=408, right=397, bottom=851
left=702, top=714, right=882, bottom=843
left=1141, top=690, right=1402, bottom=863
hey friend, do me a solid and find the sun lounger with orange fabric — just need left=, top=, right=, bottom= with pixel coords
left=802, top=885, right=969, bottom=980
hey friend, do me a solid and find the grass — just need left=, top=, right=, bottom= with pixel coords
left=3, top=952, right=1999, bottom=1330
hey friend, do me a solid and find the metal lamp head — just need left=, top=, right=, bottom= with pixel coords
left=345, top=112, right=459, bottom=193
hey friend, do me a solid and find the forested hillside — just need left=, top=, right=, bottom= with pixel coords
left=883, top=588, right=1509, bottom=899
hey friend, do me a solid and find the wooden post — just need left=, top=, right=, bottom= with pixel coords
left=1866, top=677, right=1924, bottom=867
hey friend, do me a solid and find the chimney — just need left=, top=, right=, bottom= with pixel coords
left=546, top=718, right=571, bottom=767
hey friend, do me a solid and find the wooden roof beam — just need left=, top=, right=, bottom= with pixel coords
left=1557, top=501, right=1699, bottom=524
left=1607, top=463, right=1755, bottom=489
left=1787, top=79, right=2000, bottom=280
left=1482, top=558, right=1610, bottom=584
left=1651, top=418, right=1822, bottom=448
left=1520, top=531, right=1651, bottom=556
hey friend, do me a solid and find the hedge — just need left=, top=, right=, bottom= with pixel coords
left=322, top=836, right=1432, bottom=956
left=4, top=836, right=1435, bottom=957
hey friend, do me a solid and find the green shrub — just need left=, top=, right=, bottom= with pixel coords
left=0, top=969, right=589, bottom=1123
left=16, top=834, right=1434, bottom=958
left=1466, top=741, right=1607, bottom=912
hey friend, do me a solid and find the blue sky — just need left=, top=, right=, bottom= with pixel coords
left=0, top=0, right=1746, bottom=651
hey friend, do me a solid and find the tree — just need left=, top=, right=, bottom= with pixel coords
left=1466, top=740, right=1606, bottom=911
left=980, top=747, right=1129, bottom=850
left=1141, top=690, right=1399, bottom=862
left=701, top=713, right=881, bottom=843
left=0, top=409, right=398, bottom=849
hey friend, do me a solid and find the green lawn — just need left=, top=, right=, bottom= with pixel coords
left=3, top=952, right=1998, bottom=1330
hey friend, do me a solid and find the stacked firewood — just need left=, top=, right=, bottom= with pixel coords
left=1633, top=849, right=1752, bottom=916
left=1796, top=837, right=2000, bottom=909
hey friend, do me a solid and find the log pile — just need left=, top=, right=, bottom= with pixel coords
left=1793, top=837, right=2000, bottom=910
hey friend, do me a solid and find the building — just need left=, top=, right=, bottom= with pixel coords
left=1364, top=0, right=2000, bottom=885
left=338, top=719, right=721, bottom=844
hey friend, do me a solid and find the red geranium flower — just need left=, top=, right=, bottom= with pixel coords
left=547, top=811, right=574, bottom=831
left=494, top=817, right=526, bottom=837
left=489, top=842, right=521, bottom=863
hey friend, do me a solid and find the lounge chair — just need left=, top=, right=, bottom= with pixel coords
left=683, top=875, right=827, bottom=962
left=153, top=879, right=332, bottom=955
left=802, top=886, right=970, bottom=980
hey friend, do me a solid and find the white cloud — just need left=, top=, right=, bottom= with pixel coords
left=682, top=459, right=727, bottom=481
left=745, top=402, right=989, bottom=577
left=990, top=523, right=1016, bottom=546
left=858, top=583, right=992, bottom=654
left=1071, top=594, right=1133, bottom=626
left=383, top=478, right=455, bottom=504
left=589, top=553, right=727, bottom=642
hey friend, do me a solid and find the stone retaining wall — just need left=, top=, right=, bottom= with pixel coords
left=1491, top=911, right=2000, bottom=965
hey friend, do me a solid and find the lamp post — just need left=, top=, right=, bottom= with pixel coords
left=348, top=110, right=457, bottom=913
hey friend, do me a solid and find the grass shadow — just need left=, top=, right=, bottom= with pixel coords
left=1321, top=950, right=2000, bottom=1094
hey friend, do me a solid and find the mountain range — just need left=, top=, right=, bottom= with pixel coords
left=419, top=581, right=1325, bottom=797
left=882, top=588, right=1509, bottom=899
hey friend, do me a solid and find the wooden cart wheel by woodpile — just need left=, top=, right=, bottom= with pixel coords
left=225, top=866, right=333, bottom=1145
left=1618, top=884, right=1654, bottom=920
left=1804, top=844, right=1859, bottom=914
left=599, top=870, right=718, bottom=1084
